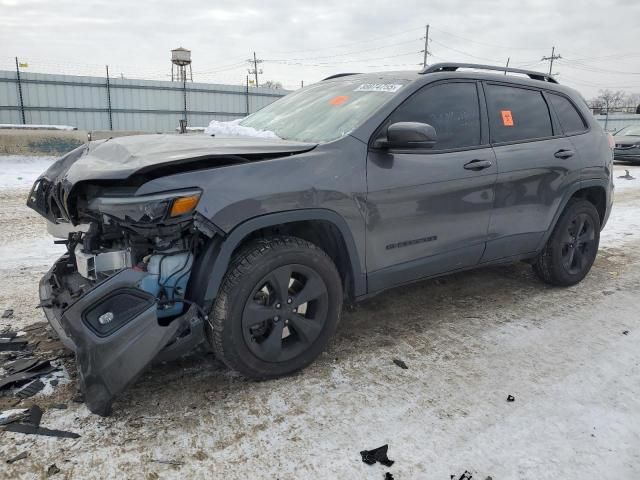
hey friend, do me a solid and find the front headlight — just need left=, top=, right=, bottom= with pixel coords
left=88, top=189, right=201, bottom=224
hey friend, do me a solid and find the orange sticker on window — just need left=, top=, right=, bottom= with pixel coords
left=329, top=95, right=349, bottom=106
left=501, top=110, right=514, bottom=126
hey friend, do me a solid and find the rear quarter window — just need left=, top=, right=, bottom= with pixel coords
left=486, top=84, right=553, bottom=143
left=548, top=93, right=588, bottom=135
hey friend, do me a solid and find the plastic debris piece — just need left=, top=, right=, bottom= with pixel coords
left=618, top=170, right=635, bottom=180
left=623, top=330, right=630, bottom=335
left=507, top=395, right=515, bottom=402
left=25, top=405, right=43, bottom=427
left=4, top=357, right=39, bottom=375
left=4, top=423, right=80, bottom=439
left=0, top=338, right=28, bottom=351
left=47, top=464, right=61, bottom=476
left=360, top=444, right=394, bottom=467
left=6, top=452, right=28, bottom=464
left=393, top=358, right=408, bottom=369
left=0, top=361, right=56, bottom=390
left=451, top=471, right=473, bottom=480
left=385, top=473, right=395, bottom=480
left=0, top=408, right=28, bottom=425
left=1, top=309, right=13, bottom=319
left=16, top=380, right=45, bottom=399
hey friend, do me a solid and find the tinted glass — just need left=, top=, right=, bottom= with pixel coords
left=385, top=82, right=481, bottom=150
left=240, top=78, right=409, bottom=143
left=486, top=84, right=553, bottom=143
left=549, top=93, right=587, bottom=135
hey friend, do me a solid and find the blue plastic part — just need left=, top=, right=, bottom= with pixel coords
left=139, top=252, right=193, bottom=318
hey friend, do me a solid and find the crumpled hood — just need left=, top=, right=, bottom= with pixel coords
left=46, top=133, right=318, bottom=185
left=28, top=133, right=317, bottom=224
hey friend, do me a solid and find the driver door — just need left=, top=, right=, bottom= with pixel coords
left=365, top=80, right=497, bottom=292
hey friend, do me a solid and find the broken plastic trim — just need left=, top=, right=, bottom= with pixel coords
left=40, top=262, right=194, bottom=415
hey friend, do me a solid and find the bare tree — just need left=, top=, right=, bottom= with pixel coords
left=591, top=89, right=626, bottom=114
left=262, top=80, right=283, bottom=90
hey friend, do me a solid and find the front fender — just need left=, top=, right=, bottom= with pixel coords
left=188, top=209, right=367, bottom=308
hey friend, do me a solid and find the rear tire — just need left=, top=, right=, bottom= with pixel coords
left=533, top=199, right=600, bottom=286
left=207, top=236, right=342, bottom=379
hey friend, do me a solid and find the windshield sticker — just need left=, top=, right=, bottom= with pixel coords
left=354, top=83, right=403, bottom=93
left=501, top=110, right=514, bottom=126
left=329, top=95, right=349, bottom=106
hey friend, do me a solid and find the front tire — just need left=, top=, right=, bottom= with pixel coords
left=207, top=236, right=343, bottom=379
left=533, top=199, right=601, bottom=286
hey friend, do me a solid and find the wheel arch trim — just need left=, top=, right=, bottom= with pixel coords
left=192, top=209, right=366, bottom=306
left=536, top=179, right=609, bottom=252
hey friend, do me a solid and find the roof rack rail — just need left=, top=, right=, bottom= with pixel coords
left=322, top=73, right=361, bottom=81
left=420, top=62, right=558, bottom=84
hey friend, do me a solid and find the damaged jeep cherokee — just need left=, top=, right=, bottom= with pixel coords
left=28, top=63, right=614, bottom=415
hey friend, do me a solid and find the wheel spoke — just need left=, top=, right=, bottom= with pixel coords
left=575, top=216, right=586, bottom=239
left=257, top=321, right=285, bottom=361
left=243, top=302, right=277, bottom=326
left=566, top=246, right=576, bottom=269
left=267, top=266, right=291, bottom=302
left=578, top=225, right=594, bottom=243
left=293, top=275, right=327, bottom=307
left=288, top=314, right=323, bottom=344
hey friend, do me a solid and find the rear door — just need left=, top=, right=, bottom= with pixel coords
left=366, top=80, right=497, bottom=292
left=481, top=82, right=581, bottom=262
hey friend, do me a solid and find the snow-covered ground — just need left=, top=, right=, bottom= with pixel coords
left=0, top=157, right=639, bottom=479
left=0, top=155, right=58, bottom=189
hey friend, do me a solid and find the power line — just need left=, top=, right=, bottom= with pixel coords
left=541, top=46, right=562, bottom=75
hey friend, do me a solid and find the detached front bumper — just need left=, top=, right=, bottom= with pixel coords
left=39, top=254, right=192, bottom=416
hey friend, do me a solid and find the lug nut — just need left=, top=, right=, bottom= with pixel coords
left=275, top=303, right=281, bottom=309
left=274, top=316, right=280, bottom=322
left=293, top=307, right=297, bottom=313
left=287, top=298, right=292, bottom=304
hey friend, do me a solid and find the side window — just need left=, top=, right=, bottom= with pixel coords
left=385, top=82, right=481, bottom=150
left=485, top=84, right=553, bottom=143
left=548, top=93, right=588, bottom=135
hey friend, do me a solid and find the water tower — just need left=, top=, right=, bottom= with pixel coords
left=171, top=47, right=192, bottom=82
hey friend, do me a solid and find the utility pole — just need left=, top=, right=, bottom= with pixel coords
left=247, top=51, right=263, bottom=87
left=542, top=46, right=561, bottom=76
left=422, top=24, right=430, bottom=68
left=504, top=57, right=510, bottom=75
left=14, top=57, right=25, bottom=124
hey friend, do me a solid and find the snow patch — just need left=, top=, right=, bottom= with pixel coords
left=0, top=236, right=65, bottom=271
left=0, top=124, right=77, bottom=130
left=0, top=155, right=58, bottom=189
left=204, top=119, right=279, bottom=139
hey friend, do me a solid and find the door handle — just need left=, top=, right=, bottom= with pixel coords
left=554, top=149, right=575, bottom=159
left=463, top=159, right=493, bottom=171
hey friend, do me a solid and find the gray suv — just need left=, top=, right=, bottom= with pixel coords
left=28, top=63, right=614, bottom=415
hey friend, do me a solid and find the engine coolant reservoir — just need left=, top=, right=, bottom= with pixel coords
left=139, top=251, right=193, bottom=318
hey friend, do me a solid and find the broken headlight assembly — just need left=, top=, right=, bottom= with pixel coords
left=87, top=189, right=201, bottom=224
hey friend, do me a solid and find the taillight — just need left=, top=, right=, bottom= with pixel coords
left=607, top=133, right=615, bottom=149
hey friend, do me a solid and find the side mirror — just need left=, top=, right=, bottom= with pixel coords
left=375, top=122, right=437, bottom=150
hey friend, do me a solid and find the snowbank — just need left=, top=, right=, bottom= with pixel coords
left=204, top=119, right=279, bottom=139
left=0, top=155, right=58, bottom=189
left=0, top=124, right=77, bottom=131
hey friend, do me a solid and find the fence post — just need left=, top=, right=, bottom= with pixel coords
left=105, top=65, right=113, bottom=131
left=14, top=57, right=26, bottom=124
left=245, top=75, right=250, bottom=116
left=182, top=75, right=188, bottom=128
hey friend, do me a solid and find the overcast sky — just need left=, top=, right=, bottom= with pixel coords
left=1, top=0, right=639, bottom=97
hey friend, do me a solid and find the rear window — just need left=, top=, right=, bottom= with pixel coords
left=548, top=93, right=587, bottom=135
left=486, top=84, right=553, bottom=143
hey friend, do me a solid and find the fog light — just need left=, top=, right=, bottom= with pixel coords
left=98, top=312, right=114, bottom=325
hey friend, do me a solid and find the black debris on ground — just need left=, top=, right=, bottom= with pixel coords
left=0, top=337, right=28, bottom=352
left=25, top=405, right=43, bottom=427
left=4, top=422, right=81, bottom=439
left=360, top=444, right=394, bottom=467
left=16, top=379, right=45, bottom=398
left=618, top=170, right=635, bottom=180
left=6, top=451, right=28, bottom=464
left=507, top=394, right=515, bottom=402
left=392, top=358, right=408, bottom=370
left=623, top=330, right=630, bottom=335
left=0, top=360, right=56, bottom=390
left=47, top=464, right=61, bottom=476
left=385, top=473, right=395, bottom=480
left=451, top=471, right=473, bottom=480
left=1, top=309, right=13, bottom=319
